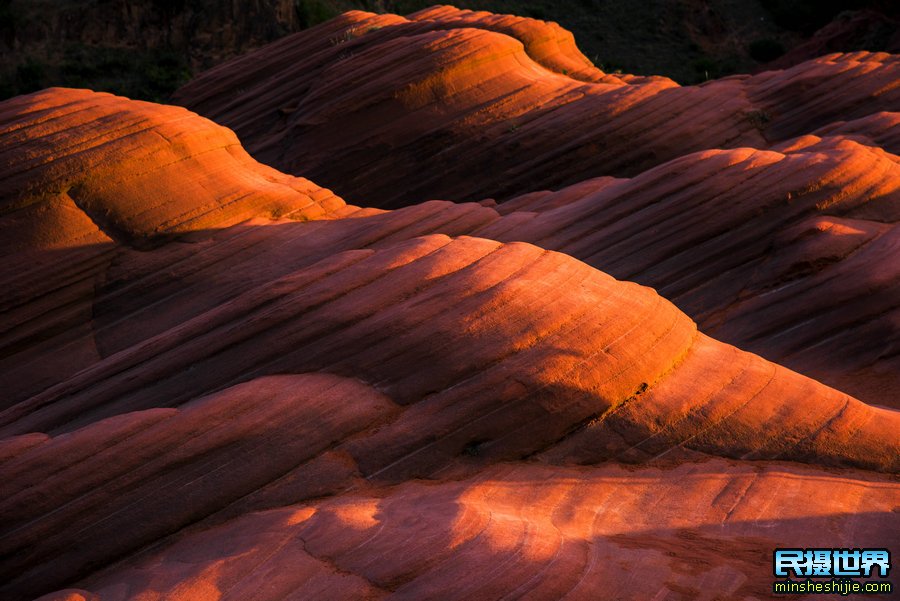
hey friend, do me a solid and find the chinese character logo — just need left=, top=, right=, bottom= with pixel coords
left=774, top=549, right=891, bottom=578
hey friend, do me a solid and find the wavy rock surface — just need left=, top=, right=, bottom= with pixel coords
left=17, top=89, right=892, bottom=406
left=475, top=139, right=900, bottom=404
left=2, top=226, right=898, bottom=598
left=808, top=111, right=900, bottom=154
left=174, top=8, right=899, bottom=208
left=2, top=11, right=899, bottom=601
left=29, top=461, right=900, bottom=601
left=0, top=87, right=351, bottom=252
left=0, top=87, right=361, bottom=406
left=172, top=7, right=900, bottom=405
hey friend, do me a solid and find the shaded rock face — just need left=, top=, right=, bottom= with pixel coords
left=474, top=138, right=900, bottom=404
left=171, top=7, right=900, bottom=404
left=1, top=8, right=899, bottom=601
left=173, top=7, right=899, bottom=208
left=760, top=8, right=900, bottom=72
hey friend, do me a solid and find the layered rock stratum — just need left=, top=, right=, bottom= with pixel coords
left=1, top=7, right=898, bottom=601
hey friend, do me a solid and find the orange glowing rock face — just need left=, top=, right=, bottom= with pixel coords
left=1, top=7, right=898, bottom=601
left=173, top=8, right=898, bottom=209
left=472, top=141, right=900, bottom=404
left=0, top=88, right=352, bottom=253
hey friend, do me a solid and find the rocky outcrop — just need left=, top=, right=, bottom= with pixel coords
left=0, top=87, right=356, bottom=407
left=170, top=8, right=900, bottom=405
left=0, top=87, right=350, bottom=251
left=174, top=9, right=899, bottom=208
left=475, top=138, right=900, bottom=403
left=2, top=8, right=898, bottom=600
left=2, top=229, right=897, bottom=597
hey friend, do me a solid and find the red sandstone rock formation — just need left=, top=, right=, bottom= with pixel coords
left=475, top=139, right=900, bottom=403
left=0, top=87, right=351, bottom=252
left=19, top=456, right=900, bottom=601
left=173, top=8, right=899, bottom=209
left=171, top=7, right=900, bottom=404
left=2, top=8, right=898, bottom=601
left=2, top=225, right=898, bottom=598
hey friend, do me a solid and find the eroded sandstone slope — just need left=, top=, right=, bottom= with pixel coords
left=1, top=8, right=898, bottom=601
left=174, top=7, right=899, bottom=208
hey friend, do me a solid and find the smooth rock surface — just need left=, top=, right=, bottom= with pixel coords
left=2, top=9, right=898, bottom=600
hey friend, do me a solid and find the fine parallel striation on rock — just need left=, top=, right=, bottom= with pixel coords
left=174, top=8, right=899, bottom=208
left=2, top=8, right=898, bottom=600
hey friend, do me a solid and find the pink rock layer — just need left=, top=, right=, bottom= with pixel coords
left=167, top=8, right=900, bottom=403
left=1, top=12, right=898, bottom=600
left=7, top=88, right=897, bottom=406
left=33, top=460, right=900, bottom=601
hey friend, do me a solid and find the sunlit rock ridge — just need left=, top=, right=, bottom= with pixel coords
left=1, top=6, right=898, bottom=601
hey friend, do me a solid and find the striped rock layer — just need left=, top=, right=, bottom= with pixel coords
left=171, top=7, right=900, bottom=404
left=174, top=7, right=900, bottom=209
left=2, top=8, right=899, bottom=601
